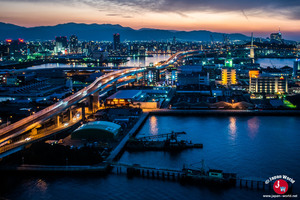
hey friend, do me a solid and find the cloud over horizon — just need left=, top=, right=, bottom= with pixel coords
left=4, top=0, right=300, bottom=19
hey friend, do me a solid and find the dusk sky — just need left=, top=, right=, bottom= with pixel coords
left=1, top=0, right=300, bottom=40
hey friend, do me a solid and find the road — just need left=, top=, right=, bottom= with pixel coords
left=0, top=68, right=143, bottom=142
left=0, top=51, right=192, bottom=155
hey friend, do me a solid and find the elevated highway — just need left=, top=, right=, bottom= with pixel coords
left=0, top=68, right=144, bottom=142
left=0, top=51, right=197, bottom=157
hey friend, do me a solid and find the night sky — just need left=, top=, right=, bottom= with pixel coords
left=1, top=0, right=300, bottom=40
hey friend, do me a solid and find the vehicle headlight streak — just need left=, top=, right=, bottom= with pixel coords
left=0, top=51, right=189, bottom=140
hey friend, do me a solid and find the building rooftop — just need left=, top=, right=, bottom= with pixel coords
left=107, top=90, right=142, bottom=100
left=71, top=121, right=122, bottom=141
left=74, top=121, right=121, bottom=135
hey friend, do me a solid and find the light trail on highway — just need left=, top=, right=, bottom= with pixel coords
left=0, top=51, right=191, bottom=156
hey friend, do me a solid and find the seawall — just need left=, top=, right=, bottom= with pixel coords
left=149, top=109, right=300, bottom=116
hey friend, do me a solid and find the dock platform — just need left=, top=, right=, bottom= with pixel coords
left=110, top=162, right=277, bottom=191
left=106, top=112, right=149, bottom=162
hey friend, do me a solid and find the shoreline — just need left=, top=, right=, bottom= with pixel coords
left=148, top=109, right=300, bottom=116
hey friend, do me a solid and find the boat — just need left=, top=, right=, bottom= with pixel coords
left=182, top=160, right=237, bottom=187
left=126, top=131, right=203, bottom=151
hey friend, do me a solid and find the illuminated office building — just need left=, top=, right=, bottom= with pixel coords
left=249, top=75, right=288, bottom=94
left=221, top=68, right=236, bottom=86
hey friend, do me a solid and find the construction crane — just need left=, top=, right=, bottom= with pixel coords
left=136, top=131, right=186, bottom=142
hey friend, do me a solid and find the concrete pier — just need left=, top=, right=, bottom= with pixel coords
left=237, top=178, right=269, bottom=190
left=106, top=112, right=149, bottom=162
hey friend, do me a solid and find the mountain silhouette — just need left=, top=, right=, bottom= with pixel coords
left=0, top=22, right=250, bottom=42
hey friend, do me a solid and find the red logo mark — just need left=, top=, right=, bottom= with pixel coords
left=273, top=179, right=289, bottom=194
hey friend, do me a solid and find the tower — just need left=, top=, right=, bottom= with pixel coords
left=249, top=32, right=255, bottom=63
left=278, top=26, right=282, bottom=39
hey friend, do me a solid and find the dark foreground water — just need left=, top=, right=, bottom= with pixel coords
left=1, top=116, right=300, bottom=200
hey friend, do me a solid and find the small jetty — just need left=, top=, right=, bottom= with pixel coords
left=183, top=167, right=236, bottom=187
left=126, top=131, right=203, bottom=151
left=112, top=161, right=236, bottom=187
left=111, top=161, right=276, bottom=191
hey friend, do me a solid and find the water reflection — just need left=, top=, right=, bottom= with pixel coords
left=149, top=116, right=158, bottom=135
left=29, top=63, right=85, bottom=69
left=27, top=54, right=171, bottom=70
left=229, top=117, right=237, bottom=140
left=127, top=57, right=146, bottom=67
left=108, top=54, right=171, bottom=67
left=247, top=117, right=260, bottom=139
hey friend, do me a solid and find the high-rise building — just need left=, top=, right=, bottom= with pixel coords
left=221, top=68, right=236, bottom=86
left=164, top=68, right=177, bottom=86
left=5, top=39, right=26, bottom=59
left=249, top=70, right=260, bottom=92
left=55, top=36, right=68, bottom=48
left=144, top=66, right=160, bottom=85
left=69, top=35, right=78, bottom=54
left=113, top=33, right=120, bottom=51
left=249, top=75, right=288, bottom=94
left=55, top=36, right=68, bottom=54
left=249, top=33, right=255, bottom=63
left=293, top=59, right=300, bottom=77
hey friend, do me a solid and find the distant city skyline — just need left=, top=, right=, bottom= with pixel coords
left=0, top=0, right=300, bottom=40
